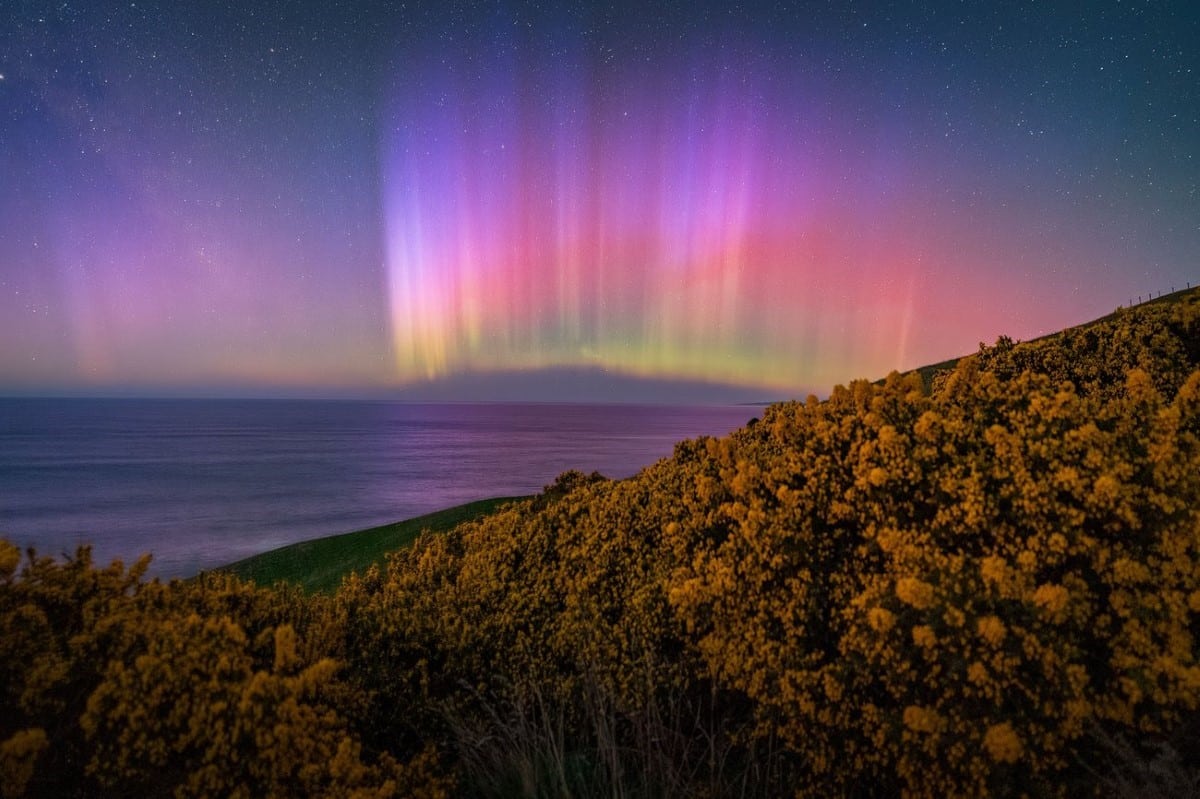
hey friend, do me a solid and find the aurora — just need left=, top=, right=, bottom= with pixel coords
left=1, top=1, right=1195, bottom=400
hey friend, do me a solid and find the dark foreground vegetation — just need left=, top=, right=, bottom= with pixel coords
left=3, top=291, right=1200, bottom=797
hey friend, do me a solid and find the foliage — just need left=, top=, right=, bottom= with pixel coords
left=672, top=363, right=1200, bottom=796
left=2, top=290, right=1199, bottom=797
left=0, top=545, right=449, bottom=798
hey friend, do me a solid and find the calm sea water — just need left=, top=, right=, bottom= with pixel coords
left=0, top=399, right=755, bottom=577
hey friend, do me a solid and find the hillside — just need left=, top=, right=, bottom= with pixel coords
left=2, top=289, right=1199, bottom=797
left=224, top=286, right=1200, bottom=593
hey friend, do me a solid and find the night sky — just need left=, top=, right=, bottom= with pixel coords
left=2, top=1, right=1197, bottom=402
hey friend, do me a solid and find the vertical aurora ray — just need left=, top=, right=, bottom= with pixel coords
left=371, top=6, right=1200, bottom=398
left=380, top=41, right=855, bottom=392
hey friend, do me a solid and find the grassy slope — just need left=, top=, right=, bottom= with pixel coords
left=217, top=496, right=527, bottom=592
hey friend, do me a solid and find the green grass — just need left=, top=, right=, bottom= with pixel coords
left=215, top=496, right=528, bottom=592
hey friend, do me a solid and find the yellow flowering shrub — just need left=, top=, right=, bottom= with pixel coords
left=82, top=614, right=440, bottom=798
left=668, top=340, right=1200, bottom=795
left=0, top=548, right=449, bottom=797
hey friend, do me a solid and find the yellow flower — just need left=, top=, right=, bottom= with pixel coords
left=983, top=722, right=1023, bottom=763
left=895, top=578, right=935, bottom=610
left=980, top=556, right=1008, bottom=587
left=902, top=705, right=944, bottom=735
left=1092, top=473, right=1121, bottom=505
left=1032, top=583, right=1070, bottom=616
left=977, top=615, right=1006, bottom=647
left=943, top=607, right=965, bottom=628
left=867, top=607, right=896, bottom=633
left=967, top=662, right=988, bottom=685
left=1112, top=558, right=1150, bottom=585
left=911, top=625, right=937, bottom=648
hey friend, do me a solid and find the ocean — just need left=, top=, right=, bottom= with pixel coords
left=0, top=398, right=756, bottom=578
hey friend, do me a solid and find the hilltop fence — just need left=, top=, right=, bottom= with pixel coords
left=1123, top=279, right=1195, bottom=309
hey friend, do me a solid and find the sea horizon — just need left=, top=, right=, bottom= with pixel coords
left=0, top=397, right=756, bottom=578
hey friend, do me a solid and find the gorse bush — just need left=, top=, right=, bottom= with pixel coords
left=0, top=549, right=450, bottom=798
left=672, top=365, right=1200, bottom=796
left=2, top=292, right=1199, bottom=797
